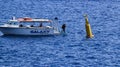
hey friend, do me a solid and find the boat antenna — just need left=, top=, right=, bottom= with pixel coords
left=54, top=17, right=59, bottom=32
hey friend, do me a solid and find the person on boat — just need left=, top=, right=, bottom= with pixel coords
left=40, top=23, right=43, bottom=27
left=19, top=24, right=23, bottom=27
left=62, top=24, right=66, bottom=33
left=31, top=25, right=34, bottom=27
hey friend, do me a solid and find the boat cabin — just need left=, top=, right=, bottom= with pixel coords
left=8, top=17, right=52, bottom=28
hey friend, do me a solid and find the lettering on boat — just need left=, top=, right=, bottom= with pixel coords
left=30, top=30, right=50, bottom=33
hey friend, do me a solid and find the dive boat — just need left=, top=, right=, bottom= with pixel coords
left=0, top=17, right=60, bottom=35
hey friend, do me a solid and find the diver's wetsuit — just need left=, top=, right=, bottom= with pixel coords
left=62, top=24, right=66, bottom=33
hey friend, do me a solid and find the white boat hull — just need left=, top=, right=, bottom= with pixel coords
left=0, top=27, right=60, bottom=35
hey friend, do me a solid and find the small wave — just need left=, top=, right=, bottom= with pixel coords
left=65, top=55, right=75, bottom=59
left=87, top=56, right=96, bottom=59
left=70, top=62, right=81, bottom=65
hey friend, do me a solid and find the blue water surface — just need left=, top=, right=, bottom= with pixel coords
left=0, top=0, right=120, bottom=67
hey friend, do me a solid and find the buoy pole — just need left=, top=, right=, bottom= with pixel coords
left=84, top=14, right=94, bottom=38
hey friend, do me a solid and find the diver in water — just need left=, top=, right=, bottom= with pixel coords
left=62, top=24, right=66, bottom=33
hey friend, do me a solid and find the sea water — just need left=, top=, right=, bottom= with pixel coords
left=0, top=0, right=120, bottom=67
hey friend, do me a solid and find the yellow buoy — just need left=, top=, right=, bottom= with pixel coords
left=84, top=14, right=94, bottom=38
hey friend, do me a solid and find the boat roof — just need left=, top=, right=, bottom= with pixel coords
left=9, top=17, right=51, bottom=23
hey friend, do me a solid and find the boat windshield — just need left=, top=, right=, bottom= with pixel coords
left=7, top=22, right=19, bottom=25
